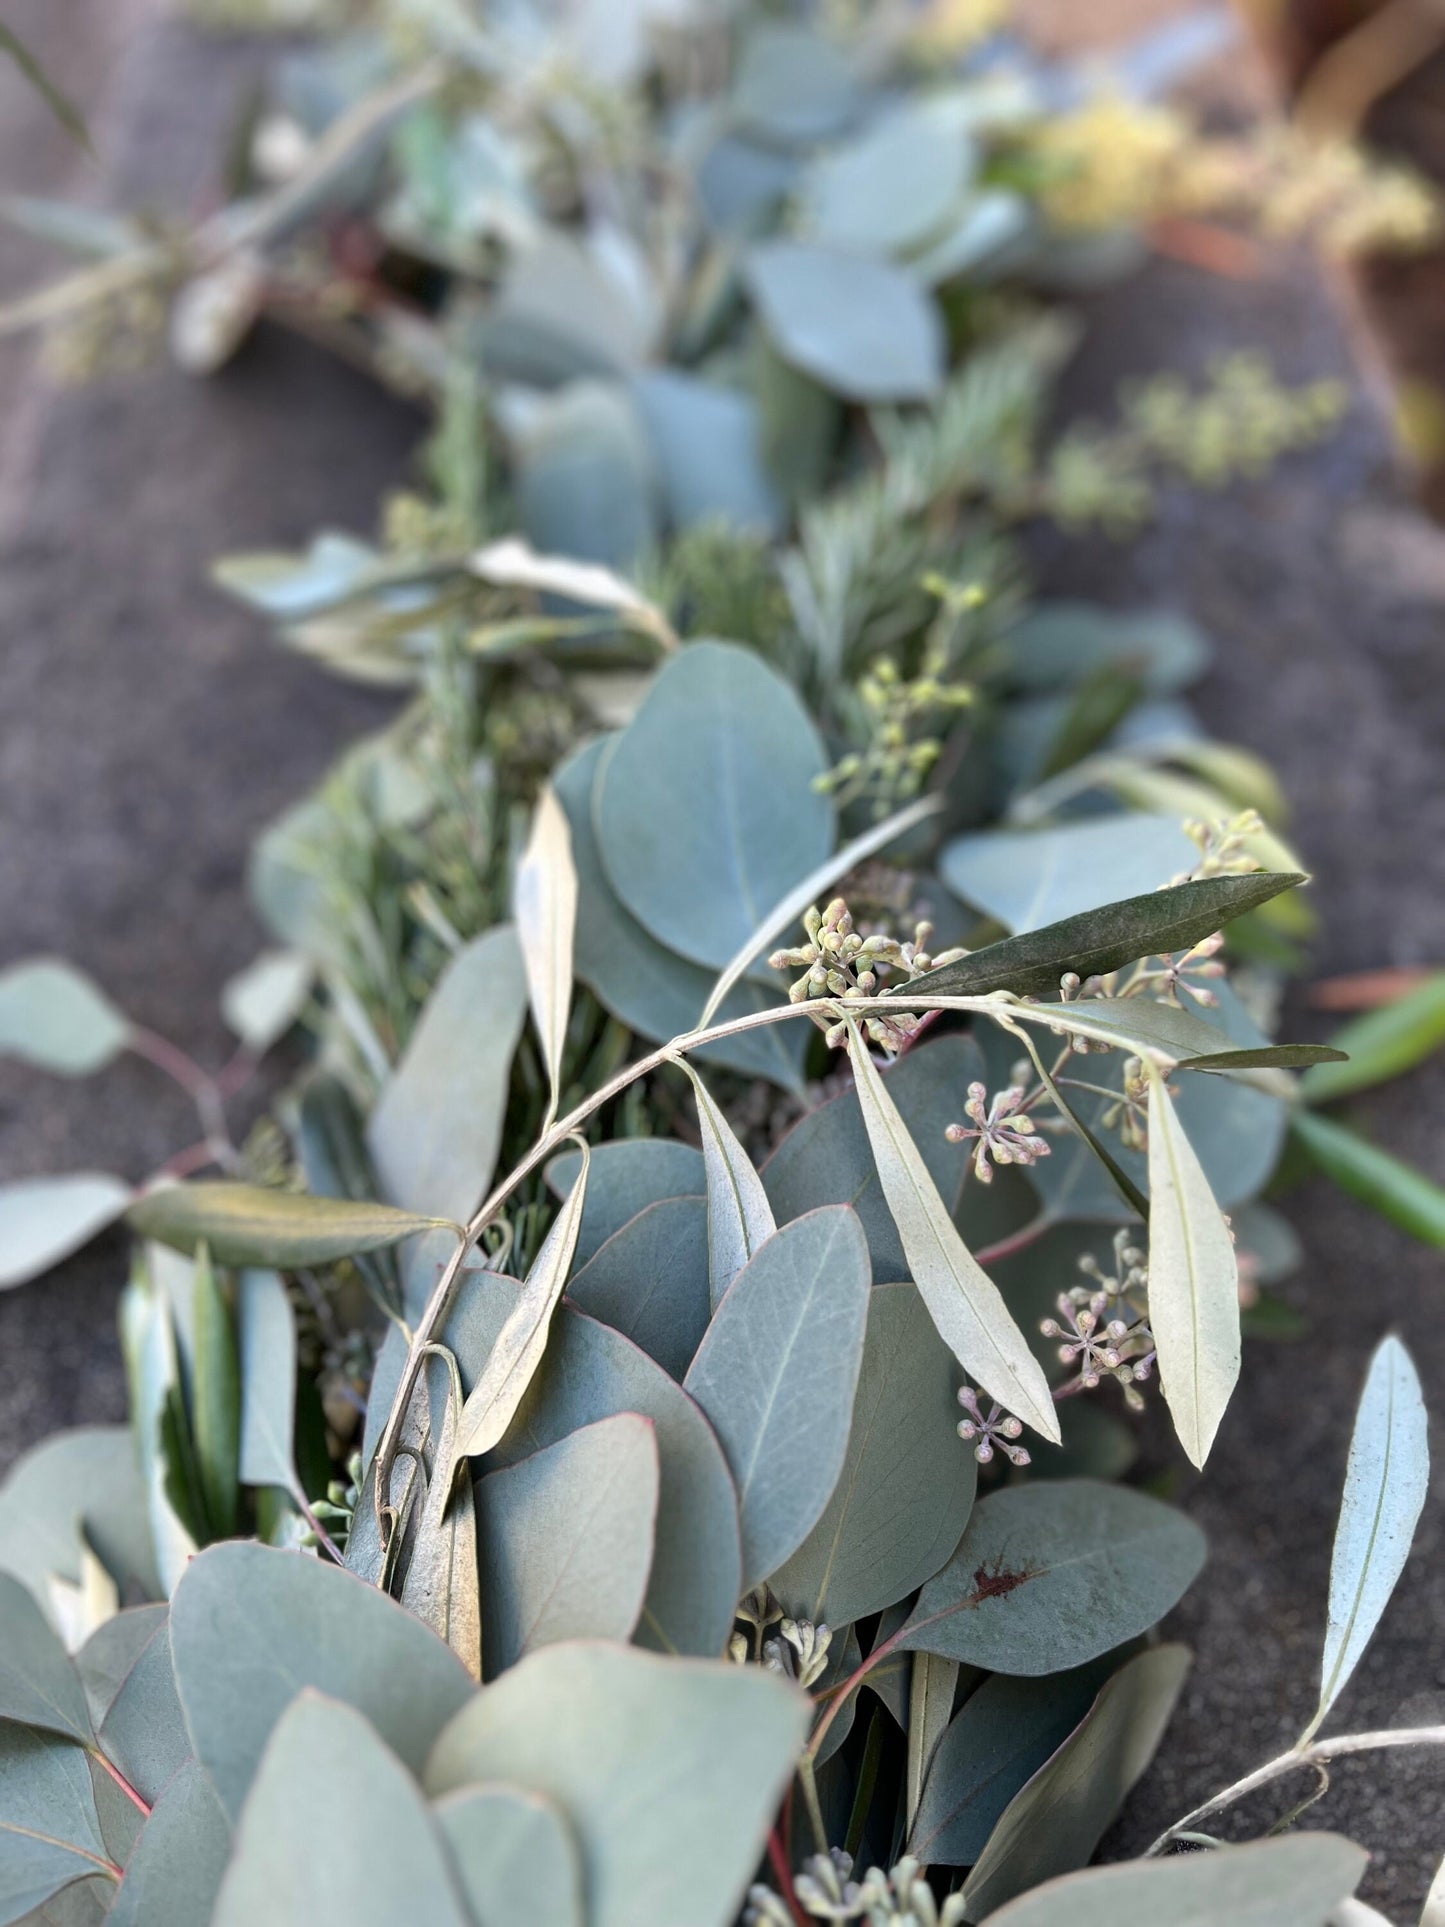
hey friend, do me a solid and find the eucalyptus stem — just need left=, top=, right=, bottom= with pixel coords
left=1144, top=1726, right=1445, bottom=1857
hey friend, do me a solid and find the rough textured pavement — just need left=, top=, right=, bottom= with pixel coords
left=2, top=10, right=1444, bottom=1917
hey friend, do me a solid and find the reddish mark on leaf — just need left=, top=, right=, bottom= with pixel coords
left=968, top=1556, right=1037, bottom=1604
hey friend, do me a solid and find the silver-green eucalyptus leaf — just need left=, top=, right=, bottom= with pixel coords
left=213, top=1693, right=470, bottom=1927
left=476, top=1413, right=659, bottom=1675
left=96, top=1622, right=188, bottom=1807
left=169, top=1541, right=477, bottom=1821
left=219, top=949, right=313, bottom=1055
left=678, top=1061, right=777, bottom=1312
left=433, top=1783, right=583, bottom=1927
left=1306, top=1334, right=1429, bottom=1743
left=75, top=1607, right=167, bottom=1731
left=104, top=1758, right=230, bottom=1927
left=0, top=1429, right=159, bottom=1618
left=564, top=1197, right=710, bottom=1381
left=454, top=1142, right=590, bottom=1462
left=0, top=1176, right=132, bottom=1291
left=684, top=1207, right=870, bottom=1589
left=546, top=1136, right=704, bottom=1267
left=744, top=242, right=945, bottom=403
left=1146, top=1062, right=1240, bottom=1468
left=0, top=958, right=130, bottom=1076
left=770, top=1281, right=976, bottom=1628
left=514, top=783, right=577, bottom=1130
left=897, top=1481, right=1205, bottom=1674
left=0, top=1572, right=94, bottom=1743
left=128, top=1182, right=449, bottom=1269
left=961, top=1645, right=1192, bottom=1919
left=426, top=1643, right=810, bottom=1927
left=984, top=1832, right=1367, bottom=1927
left=846, top=1019, right=1059, bottom=1442
left=0, top=1726, right=113, bottom=1926
left=366, top=924, right=529, bottom=1224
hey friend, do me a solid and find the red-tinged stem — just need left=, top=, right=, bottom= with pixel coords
left=157, top=1138, right=220, bottom=1181
left=768, top=1827, right=806, bottom=1926
left=91, top=1747, right=150, bottom=1818
left=974, top=1214, right=1051, bottom=1269
left=807, top=1625, right=908, bottom=1765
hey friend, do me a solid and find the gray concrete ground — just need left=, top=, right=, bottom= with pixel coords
left=2, top=8, right=1444, bottom=1917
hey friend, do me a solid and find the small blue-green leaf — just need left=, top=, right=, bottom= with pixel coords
left=685, top=1207, right=870, bottom=1588
left=595, top=643, right=834, bottom=969
left=0, top=960, right=130, bottom=1076
left=565, top=1198, right=710, bottom=1380
left=984, top=1832, right=1367, bottom=1927
left=426, top=1645, right=810, bottom=1927
left=213, top=1694, right=470, bottom=1927
left=745, top=241, right=945, bottom=403
left=941, top=817, right=1197, bottom=934
left=105, top=1759, right=231, bottom=1927
left=1307, top=1335, right=1429, bottom=1741
left=0, top=1727, right=112, bottom=1924
left=897, top=1481, right=1205, bottom=1674
left=477, top=1413, right=658, bottom=1675
left=770, top=1281, right=975, bottom=1628
left=434, top=1784, right=582, bottom=1927
left=0, top=1175, right=131, bottom=1290
left=632, top=370, right=782, bottom=535
left=0, top=1572, right=93, bottom=1742
left=961, top=1645, right=1192, bottom=1919
left=730, top=23, right=859, bottom=147
left=367, top=925, right=529, bottom=1225
left=547, top=1135, right=704, bottom=1266
left=97, top=1624, right=188, bottom=1807
left=797, top=102, right=973, bottom=257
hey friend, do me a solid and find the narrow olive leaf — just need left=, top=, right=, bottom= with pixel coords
left=676, top=1059, right=777, bottom=1311
left=0, top=1726, right=114, bottom=1923
left=128, top=1182, right=451, bottom=1268
left=905, top=871, right=1305, bottom=1003
left=847, top=1019, right=1059, bottom=1442
left=454, top=1143, right=590, bottom=1461
left=1004, top=996, right=1238, bottom=1064
left=213, top=1694, right=471, bottom=1927
left=0, top=1175, right=131, bottom=1290
left=896, top=1481, right=1205, bottom=1673
left=401, top=1355, right=482, bottom=1682
left=1293, top=1109, right=1445, bottom=1247
left=985, top=1829, right=1365, bottom=1927
left=191, top=1245, right=240, bottom=1540
left=470, top=536, right=676, bottom=648
left=684, top=1207, right=870, bottom=1588
left=237, top=1269, right=297, bottom=1491
left=1304, top=971, right=1445, bottom=1105
left=1305, top=1335, right=1429, bottom=1743
left=1002, top=1017, right=1148, bottom=1221
left=514, top=784, right=577, bottom=1129
left=962, top=1645, right=1192, bottom=1920
left=906, top=1653, right=958, bottom=1830
left=476, top=1413, right=659, bottom=1675
left=1175, top=1042, right=1347, bottom=1074
left=698, top=792, right=942, bottom=1027
left=0, top=26, right=93, bottom=151
left=0, top=1573, right=93, bottom=1743
left=0, top=959, right=130, bottom=1075
left=1145, top=1063, right=1240, bottom=1468
left=118, top=1270, right=198, bottom=1598
left=434, top=1784, right=584, bottom=1927
left=426, top=1645, right=811, bottom=1927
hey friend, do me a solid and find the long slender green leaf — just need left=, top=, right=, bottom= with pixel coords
left=698, top=793, right=942, bottom=1027
left=191, top=1245, right=240, bottom=1540
left=1146, top=1064, right=1240, bottom=1468
left=1177, top=1043, right=1346, bottom=1074
left=0, top=1574, right=93, bottom=1743
left=237, top=1270, right=297, bottom=1491
left=1292, top=1110, right=1445, bottom=1247
left=1001, top=1015, right=1148, bottom=1221
left=0, top=27, right=92, bottom=152
left=514, top=784, right=577, bottom=1130
left=905, top=871, right=1306, bottom=1002
left=400, top=1357, right=482, bottom=1682
left=847, top=1020, right=1058, bottom=1442
left=905, top=1653, right=958, bottom=1830
left=677, top=1060, right=777, bottom=1312
left=454, top=1145, right=590, bottom=1461
left=129, top=1182, right=451, bottom=1268
left=1304, top=973, right=1445, bottom=1104
left=1306, top=1335, right=1429, bottom=1742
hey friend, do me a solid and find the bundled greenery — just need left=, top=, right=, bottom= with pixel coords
left=2, top=3, right=1445, bottom=1924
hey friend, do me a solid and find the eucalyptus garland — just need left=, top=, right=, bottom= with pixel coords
left=0, top=3, right=1443, bottom=1924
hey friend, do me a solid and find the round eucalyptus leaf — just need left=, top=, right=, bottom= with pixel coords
left=554, top=736, right=808, bottom=1090
left=684, top=1207, right=871, bottom=1590
left=483, top=227, right=651, bottom=386
left=545, top=1137, right=705, bottom=1268
left=771, top=1281, right=977, bottom=1628
left=434, top=1784, right=583, bottom=1927
left=513, top=380, right=658, bottom=569
left=97, top=1623, right=189, bottom=1806
left=426, top=1644, right=810, bottom=1927
left=213, top=1694, right=470, bottom=1927
left=632, top=370, right=783, bottom=536
left=897, top=1481, right=1205, bottom=1674
left=910, top=189, right=1033, bottom=287
left=1000, top=603, right=1211, bottom=697
left=477, top=1413, right=659, bottom=1676
left=0, top=1572, right=93, bottom=1743
left=744, top=242, right=946, bottom=404
left=0, top=1175, right=131, bottom=1291
left=76, top=1607, right=168, bottom=1731
left=730, top=23, right=860, bottom=148
left=104, top=1758, right=231, bottom=1927
left=594, top=642, right=834, bottom=969
left=798, top=103, right=974, bottom=258
left=941, top=816, right=1199, bottom=934
left=0, top=1428, right=160, bottom=1616
left=0, top=1725, right=110, bottom=1922
left=0, top=958, right=130, bottom=1076
left=565, top=1196, right=711, bottom=1380
left=170, top=1541, right=477, bottom=1821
